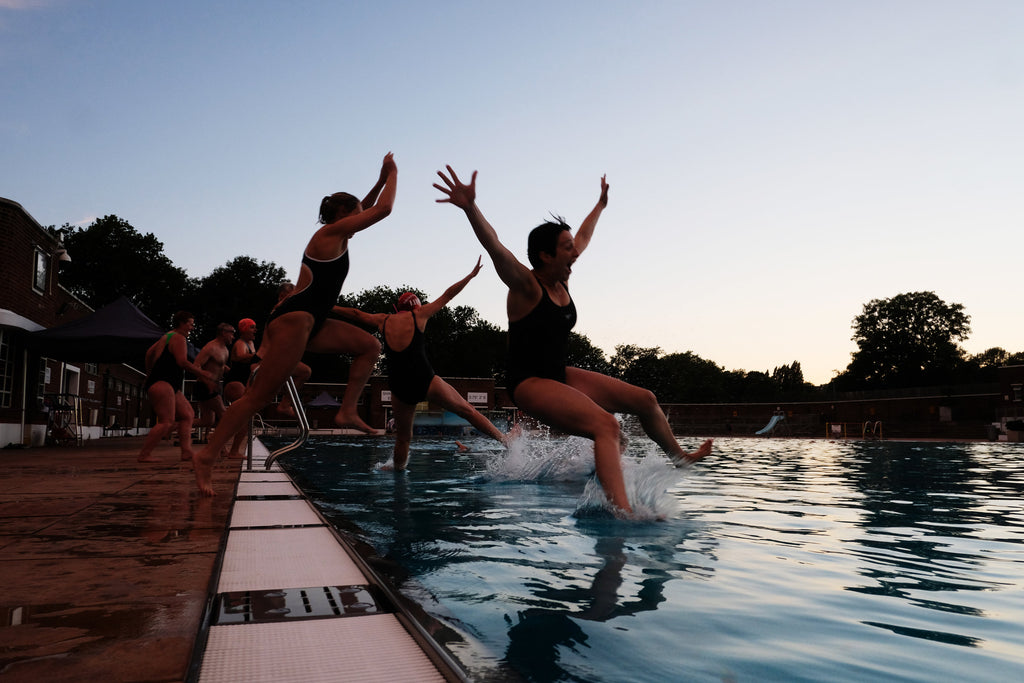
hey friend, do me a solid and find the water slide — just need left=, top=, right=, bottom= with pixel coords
left=755, top=414, right=784, bottom=435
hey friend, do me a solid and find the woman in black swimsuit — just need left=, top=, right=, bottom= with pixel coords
left=139, top=311, right=212, bottom=463
left=193, top=153, right=398, bottom=496
left=336, top=257, right=507, bottom=470
left=435, top=168, right=712, bottom=516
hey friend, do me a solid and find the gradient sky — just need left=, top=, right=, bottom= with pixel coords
left=3, top=1, right=1022, bottom=385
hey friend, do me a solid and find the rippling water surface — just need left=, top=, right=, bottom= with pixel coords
left=273, top=434, right=1024, bottom=682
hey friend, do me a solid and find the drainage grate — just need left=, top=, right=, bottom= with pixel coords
left=213, top=585, right=389, bottom=625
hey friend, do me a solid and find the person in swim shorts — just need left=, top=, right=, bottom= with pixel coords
left=192, top=152, right=397, bottom=495
left=139, top=311, right=213, bottom=463
left=192, top=322, right=235, bottom=444
left=434, top=167, right=712, bottom=516
left=335, top=257, right=508, bottom=470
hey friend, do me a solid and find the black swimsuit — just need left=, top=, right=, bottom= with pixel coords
left=506, top=279, right=577, bottom=400
left=224, top=342, right=256, bottom=386
left=383, top=312, right=435, bottom=404
left=144, top=333, right=185, bottom=392
left=192, top=380, right=221, bottom=402
left=266, top=249, right=350, bottom=339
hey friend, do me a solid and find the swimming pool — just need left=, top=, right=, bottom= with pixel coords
left=272, top=433, right=1024, bottom=682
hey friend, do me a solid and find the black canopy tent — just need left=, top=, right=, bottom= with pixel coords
left=28, top=296, right=164, bottom=367
left=306, top=391, right=341, bottom=407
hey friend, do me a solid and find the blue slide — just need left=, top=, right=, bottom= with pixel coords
left=755, top=414, right=784, bottom=435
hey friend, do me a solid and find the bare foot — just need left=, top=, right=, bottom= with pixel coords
left=180, top=449, right=195, bottom=462
left=193, top=448, right=216, bottom=496
left=673, top=438, right=713, bottom=467
left=455, top=440, right=469, bottom=452
left=333, top=410, right=378, bottom=435
left=137, top=455, right=159, bottom=463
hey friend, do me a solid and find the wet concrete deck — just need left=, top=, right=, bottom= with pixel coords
left=0, top=437, right=240, bottom=682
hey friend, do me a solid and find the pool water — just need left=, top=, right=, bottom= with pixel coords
left=274, top=433, right=1024, bottom=682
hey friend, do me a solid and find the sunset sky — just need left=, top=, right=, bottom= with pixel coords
left=3, top=0, right=1022, bottom=384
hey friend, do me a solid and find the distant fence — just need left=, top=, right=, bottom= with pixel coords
left=826, top=421, right=884, bottom=439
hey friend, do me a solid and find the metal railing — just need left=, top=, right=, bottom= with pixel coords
left=238, top=375, right=310, bottom=471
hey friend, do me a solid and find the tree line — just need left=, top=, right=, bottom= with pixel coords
left=52, top=217, right=1023, bottom=402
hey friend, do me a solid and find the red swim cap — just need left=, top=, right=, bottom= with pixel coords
left=395, top=292, right=421, bottom=312
left=238, top=318, right=257, bottom=333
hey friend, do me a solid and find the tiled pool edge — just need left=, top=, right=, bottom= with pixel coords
left=187, top=439, right=468, bottom=683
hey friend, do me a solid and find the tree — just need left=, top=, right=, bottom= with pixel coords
left=184, top=256, right=287, bottom=341
left=331, top=286, right=507, bottom=384
left=59, top=216, right=189, bottom=327
left=567, top=332, right=611, bottom=375
left=771, top=361, right=807, bottom=400
left=840, top=291, right=970, bottom=389
left=609, top=345, right=662, bottom=386
left=654, top=351, right=729, bottom=402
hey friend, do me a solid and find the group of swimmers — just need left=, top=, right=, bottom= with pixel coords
left=143, top=153, right=712, bottom=516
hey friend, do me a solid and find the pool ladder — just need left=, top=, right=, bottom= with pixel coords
left=862, top=420, right=883, bottom=439
left=242, top=376, right=309, bottom=471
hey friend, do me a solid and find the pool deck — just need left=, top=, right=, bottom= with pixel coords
left=0, top=436, right=464, bottom=682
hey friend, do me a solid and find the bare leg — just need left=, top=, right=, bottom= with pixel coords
left=427, top=377, right=507, bottom=446
left=566, top=367, right=713, bottom=465
left=139, top=382, right=176, bottom=462
left=381, top=399, right=416, bottom=471
left=192, top=313, right=312, bottom=495
left=277, top=362, right=312, bottom=417
left=307, top=319, right=380, bottom=434
left=174, top=392, right=196, bottom=461
left=225, top=425, right=248, bottom=459
left=514, top=377, right=631, bottom=514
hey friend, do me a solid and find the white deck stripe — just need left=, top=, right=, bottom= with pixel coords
left=199, top=616, right=447, bottom=683
left=236, top=481, right=303, bottom=497
left=198, top=438, right=460, bottom=682
left=218, top=527, right=367, bottom=591
left=229, top=499, right=323, bottom=528
left=239, top=471, right=291, bottom=482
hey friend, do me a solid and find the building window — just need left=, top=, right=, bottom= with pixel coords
left=37, top=361, right=49, bottom=408
left=33, top=247, right=49, bottom=294
left=1013, top=384, right=1023, bottom=403
left=0, top=330, right=13, bottom=408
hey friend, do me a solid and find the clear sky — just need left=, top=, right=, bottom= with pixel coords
left=3, top=1, right=1022, bottom=385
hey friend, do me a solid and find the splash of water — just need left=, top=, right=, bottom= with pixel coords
left=483, top=427, right=684, bottom=521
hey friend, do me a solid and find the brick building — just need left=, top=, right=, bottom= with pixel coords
left=1, top=197, right=152, bottom=447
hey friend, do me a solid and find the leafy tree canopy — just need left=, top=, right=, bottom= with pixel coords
left=59, top=216, right=188, bottom=328
left=184, top=256, right=287, bottom=342
left=838, top=291, right=971, bottom=389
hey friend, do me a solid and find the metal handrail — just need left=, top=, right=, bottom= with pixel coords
left=264, top=376, right=309, bottom=470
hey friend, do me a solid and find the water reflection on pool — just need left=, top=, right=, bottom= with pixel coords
left=274, top=435, right=1024, bottom=682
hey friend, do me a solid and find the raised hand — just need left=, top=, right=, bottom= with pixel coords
left=434, top=165, right=477, bottom=210
left=381, top=152, right=396, bottom=177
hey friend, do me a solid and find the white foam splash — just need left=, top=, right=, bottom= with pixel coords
left=483, top=428, right=684, bottom=521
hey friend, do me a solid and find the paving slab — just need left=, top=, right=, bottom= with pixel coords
left=0, top=437, right=239, bottom=682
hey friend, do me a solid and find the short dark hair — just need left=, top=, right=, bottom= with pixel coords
left=526, top=217, right=570, bottom=269
left=172, top=310, right=194, bottom=328
left=318, top=192, right=359, bottom=224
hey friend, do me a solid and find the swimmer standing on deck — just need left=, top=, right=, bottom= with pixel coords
left=434, top=167, right=712, bottom=516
